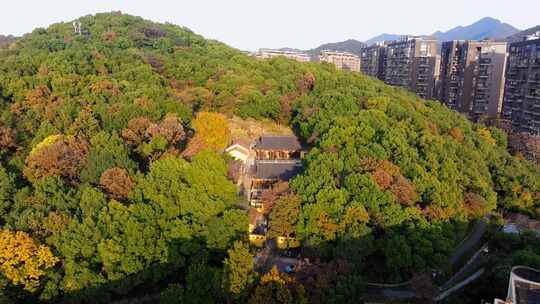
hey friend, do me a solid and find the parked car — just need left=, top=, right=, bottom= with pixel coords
left=284, top=265, right=296, bottom=274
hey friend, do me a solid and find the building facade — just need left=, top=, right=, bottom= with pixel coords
left=319, top=50, right=361, bottom=72
left=360, top=43, right=387, bottom=80
left=249, top=135, right=303, bottom=208
left=254, top=48, right=311, bottom=62
left=384, top=36, right=440, bottom=100
left=502, top=35, right=540, bottom=134
left=439, top=41, right=463, bottom=110
left=492, top=266, right=540, bottom=304
left=439, top=40, right=508, bottom=121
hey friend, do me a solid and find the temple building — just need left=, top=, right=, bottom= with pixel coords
left=253, top=135, right=302, bottom=160
left=249, top=135, right=303, bottom=207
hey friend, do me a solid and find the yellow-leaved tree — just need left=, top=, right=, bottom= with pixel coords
left=477, top=128, right=496, bottom=146
left=0, top=230, right=59, bottom=291
left=183, top=112, right=231, bottom=157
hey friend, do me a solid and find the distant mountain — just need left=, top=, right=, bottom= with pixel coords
left=506, top=25, right=540, bottom=44
left=431, top=17, right=519, bottom=41
left=277, top=39, right=367, bottom=59
left=307, top=39, right=367, bottom=57
left=361, top=17, right=519, bottom=47
left=277, top=17, right=520, bottom=56
left=364, top=34, right=402, bottom=46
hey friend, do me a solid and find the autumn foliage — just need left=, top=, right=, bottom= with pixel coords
left=390, top=176, right=417, bottom=206
left=509, top=132, right=540, bottom=164
left=260, top=181, right=290, bottom=216
left=248, top=266, right=306, bottom=304
left=0, top=126, right=17, bottom=150
left=463, top=192, right=488, bottom=218
left=183, top=112, right=231, bottom=157
left=366, top=159, right=417, bottom=205
left=99, top=167, right=135, bottom=199
left=477, top=128, right=496, bottom=145
left=121, top=114, right=185, bottom=146
left=24, top=135, right=89, bottom=182
left=449, top=126, right=464, bottom=144
left=0, top=230, right=59, bottom=291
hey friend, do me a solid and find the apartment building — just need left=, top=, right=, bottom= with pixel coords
left=439, top=40, right=508, bottom=121
left=502, top=34, right=540, bottom=134
left=360, top=43, right=387, bottom=80
left=384, top=36, right=440, bottom=99
left=254, top=48, right=311, bottom=63
left=319, top=50, right=361, bottom=72
left=439, top=41, right=463, bottom=110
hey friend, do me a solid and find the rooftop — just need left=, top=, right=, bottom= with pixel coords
left=254, top=135, right=302, bottom=151
left=320, top=50, right=360, bottom=58
left=227, top=138, right=252, bottom=150
left=505, top=213, right=540, bottom=233
left=254, top=161, right=302, bottom=180
left=512, top=266, right=540, bottom=304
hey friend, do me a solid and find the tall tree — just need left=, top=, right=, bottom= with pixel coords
left=267, top=194, right=301, bottom=240
left=223, top=241, right=255, bottom=300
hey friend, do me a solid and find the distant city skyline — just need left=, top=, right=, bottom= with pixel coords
left=0, top=0, right=539, bottom=51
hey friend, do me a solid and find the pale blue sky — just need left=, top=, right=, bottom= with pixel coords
left=1, top=0, right=538, bottom=51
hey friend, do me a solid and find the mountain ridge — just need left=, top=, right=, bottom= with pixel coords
left=293, top=17, right=520, bottom=55
left=431, top=17, right=519, bottom=41
left=506, top=25, right=540, bottom=44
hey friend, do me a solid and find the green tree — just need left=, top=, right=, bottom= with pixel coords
left=0, top=166, right=15, bottom=221
left=80, top=131, right=136, bottom=184
left=223, top=241, right=255, bottom=300
left=267, top=194, right=301, bottom=239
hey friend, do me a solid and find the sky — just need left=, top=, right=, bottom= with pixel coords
left=0, top=0, right=539, bottom=51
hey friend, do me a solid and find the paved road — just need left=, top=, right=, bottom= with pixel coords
left=441, top=243, right=488, bottom=291
left=365, top=218, right=489, bottom=302
left=449, top=219, right=487, bottom=266
left=382, top=289, right=416, bottom=300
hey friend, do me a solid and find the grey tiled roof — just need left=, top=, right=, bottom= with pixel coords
left=254, top=135, right=301, bottom=151
left=254, top=162, right=302, bottom=180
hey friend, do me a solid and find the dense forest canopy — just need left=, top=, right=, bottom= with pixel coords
left=0, top=12, right=539, bottom=303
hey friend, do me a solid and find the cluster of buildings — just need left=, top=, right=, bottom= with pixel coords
left=359, top=35, right=540, bottom=131
left=255, top=32, right=540, bottom=134
left=254, top=48, right=311, bottom=63
left=225, top=135, right=303, bottom=249
left=360, top=36, right=511, bottom=119
left=375, top=33, right=540, bottom=133
left=502, top=213, right=540, bottom=237
left=254, top=48, right=361, bottom=72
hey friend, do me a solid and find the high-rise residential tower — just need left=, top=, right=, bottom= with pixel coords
left=439, top=40, right=508, bottom=121
left=384, top=36, right=440, bottom=100
left=360, top=43, right=387, bottom=80
left=502, top=34, right=540, bottom=134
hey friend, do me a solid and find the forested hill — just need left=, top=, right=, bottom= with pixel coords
left=0, top=12, right=539, bottom=303
left=0, top=35, right=17, bottom=48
